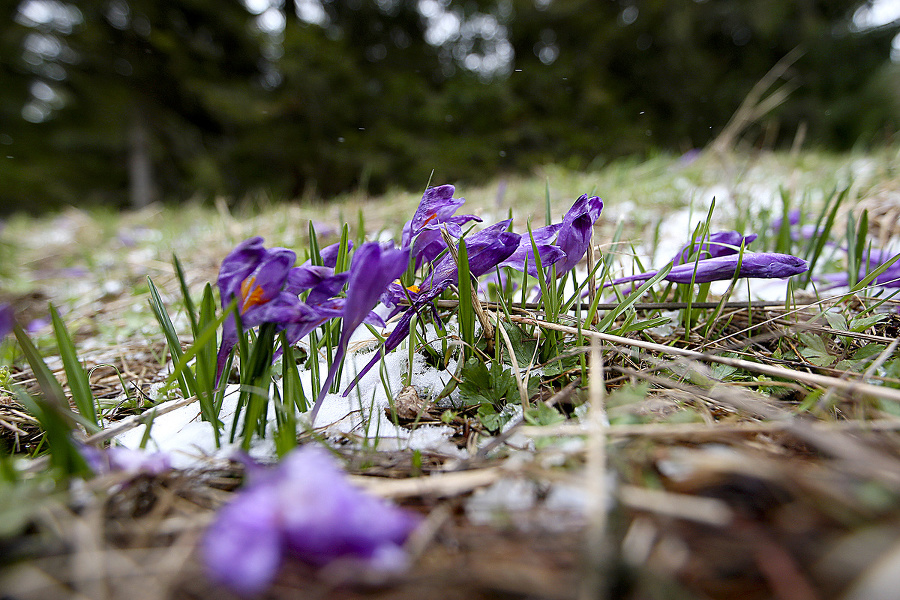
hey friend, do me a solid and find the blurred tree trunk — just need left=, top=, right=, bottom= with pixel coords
left=128, top=107, right=155, bottom=209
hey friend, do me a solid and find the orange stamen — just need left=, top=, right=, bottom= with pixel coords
left=240, top=276, right=268, bottom=313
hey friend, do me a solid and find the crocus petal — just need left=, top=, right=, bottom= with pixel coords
left=341, top=243, right=411, bottom=339
left=319, top=240, right=353, bottom=269
left=306, top=272, right=350, bottom=306
left=214, top=240, right=298, bottom=385
left=555, top=195, right=603, bottom=273
left=277, top=448, right=419, bottom=565
left=217, top=237, right=267, bottom=303
left=344, top=224, right=520, bottom=398
left=105, top=446, right=171, bottom=475
left=411, top=223, right=462, bottom=264
left=311, top=243, right=410, bottom=422
left=672, top=231, right=758, bottom=265
left=403, top=185, right=481, bottom=257
left=606, top=252, right=809, bottom=287
left=421, top=220, right=520, bottom=295
left=821, top=248, right=900, bottom=289
left=203, top=446, right=419, bottom=596
left=280, top=300, right=345, bottom=351
left=409, top=185, right=466, bottom=232
left=343, top=306, right=418, bottom=396
left=284, top=264, right=335, bottom=294
left=204, top=486, right=283, bottom=596
left=498, top=223, right=565, bottom=276
left=238, top=248, right=296, bottom=314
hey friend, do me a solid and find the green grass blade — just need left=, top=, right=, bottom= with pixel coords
left=801, top=184, right=848, bottom=287
left=457, top=237, right=476, bottom=360
left=173, top=253, right=199, bottom=337
left=238, top=322, right=277, bottom=450
left=308, top=221, right=322, bottom=266
left=281, top=331, right=308, bottom=413
left=544, top=178, right=552, bottom=227
left=596, top=263, right=673, bottom=333
left=49, top=305, right=99, bottom=430
left=147, top=277, right=197, bottom=399
left=15, top=388, right=91, bottom=477
left=846, top=252, right=900, bottom=296
left=13, top=324, right=97, bottom=434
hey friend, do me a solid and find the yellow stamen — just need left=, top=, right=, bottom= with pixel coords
left=394, top=279, right=419, bottom=295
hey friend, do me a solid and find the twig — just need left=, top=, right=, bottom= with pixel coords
left=508, top=315, right=900, bottom=404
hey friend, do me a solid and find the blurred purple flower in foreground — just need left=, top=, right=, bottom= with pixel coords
left=203, top=446, right=419, bottom=596
left=607, top=252, right=809, bottom=287
left=0, top=303, right=13, bottom=338
left=81, top=445, right=171, bottom=477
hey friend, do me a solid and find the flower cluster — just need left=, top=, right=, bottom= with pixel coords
left=214, top=186, right=605, bottom=423
left=213, top=189, right=816, bottom=430
left=203, top=446, right=419, bottom=596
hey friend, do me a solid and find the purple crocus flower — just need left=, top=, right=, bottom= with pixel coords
left=606, top=252, right=809, bottom=287
left=215, top=238, right=351, bottom=384
left=771, top=209, right=820, bottom=241
left=497, top=223, right=566, bottom=277
left=402, top=185, right=482, bottom=266
left=861, top=249, right=900, bottom=287
left=301, top=240, right=353, bottom=269
left=203, top=446, right=419, bottom=596
left=419, top=219, right=521, bottom=295
left=672, top=231, right=757, bottom=265
left=823, top=248, right=900, bottom=288
left=555, top=194, right=604, bottom=273
left=310, top=242, right=410, bottom=423
left=499, top=194, right=603, bottom=277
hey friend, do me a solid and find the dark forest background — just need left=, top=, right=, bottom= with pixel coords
left=2, top=0, right=899, bottom=213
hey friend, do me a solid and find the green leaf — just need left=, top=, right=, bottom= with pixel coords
left=823, top=310, right=848, bottom=331
left=458, top=357, right=533, bottom=409
left=849, top=313, right=886, bottom=333
left=798, top=332, right=834, bottom=367
left=523, top=402, right=564, bottom=427
left=606, top=382, right=650, bottom=408
left=499, top=322, right=538, bottom=368
left=596, top=262, right=673, bottom=332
